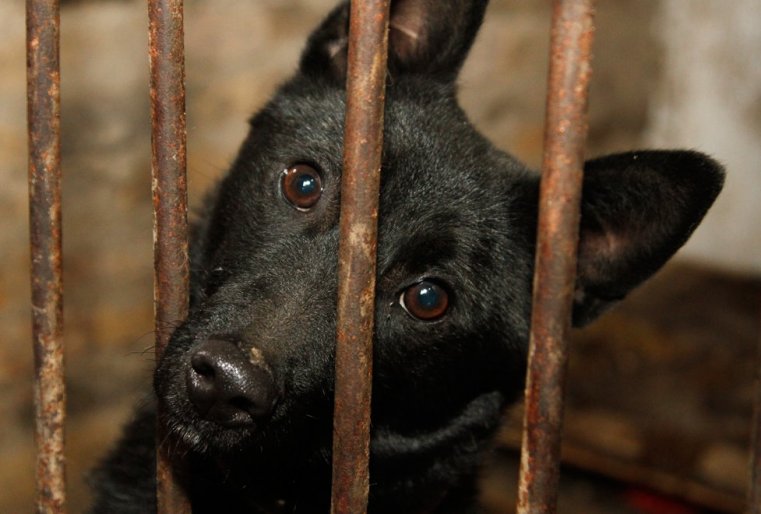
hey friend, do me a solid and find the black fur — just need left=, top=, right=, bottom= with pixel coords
left=90, top=1, right=724, bottom=512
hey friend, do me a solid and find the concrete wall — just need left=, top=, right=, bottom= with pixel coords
left=646, top=0, right=761, bottom=273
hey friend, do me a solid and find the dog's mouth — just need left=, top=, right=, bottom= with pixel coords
left=160, top=387, right=286, bottom=456
left=159, top=350, right=337, bottom=460
left=161, top=390, right=332, bottom=464
left=154, top=337, right=284, bottom=453
left=163, top=408, right=264, bottom=454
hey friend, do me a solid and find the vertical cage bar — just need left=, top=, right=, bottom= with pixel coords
left=516, top=1, right=596, bottom=513
left=148, top=0, right=191, bottom=512
left=26, top=0, right=66, bottom=512
left=749, top=320, right=761, bottom=514
left=330, top=1, right=390, bottom=513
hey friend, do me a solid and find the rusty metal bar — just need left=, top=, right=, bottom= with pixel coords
left=148, top=0, right=191, bottom=512
left=516, top=1, right=596, bottom=513
left=26, top=0, right=66, bottom=512
left=749, top=317, right=761, bottom=514
left=330, top=1, right=390, bottom=513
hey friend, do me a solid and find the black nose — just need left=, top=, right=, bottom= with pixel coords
left=186, top=339, right=278, bottom=428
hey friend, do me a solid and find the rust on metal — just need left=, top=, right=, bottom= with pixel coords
left=749, top=320, right=761, bottom=514
left=27, top=0, right=66, bottom=511
left=330, top=1, right=390, bottom=513
left=516, top=0, right=596, bottom=513
left=148, top=0, right=191, bottom=511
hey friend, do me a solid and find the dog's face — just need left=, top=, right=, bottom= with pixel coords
left=153, top=0, right=723, bottom=486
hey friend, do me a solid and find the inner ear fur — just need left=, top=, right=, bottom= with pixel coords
left=299, top=0, right=489, bottom=83
left=572, top=150, right=724, bottom=326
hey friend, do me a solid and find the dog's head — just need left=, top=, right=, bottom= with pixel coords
left=154, top=0, right=723, bottom=485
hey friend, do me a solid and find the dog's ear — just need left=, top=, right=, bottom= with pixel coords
left=300, top=0, right=489, bottom=83
left=569, top=150, right=724, bottom=326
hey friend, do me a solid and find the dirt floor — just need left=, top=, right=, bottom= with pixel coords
left=484, top=263, right=760, bottom=514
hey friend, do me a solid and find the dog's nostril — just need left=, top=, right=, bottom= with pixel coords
left=190, top=353, right=215, bottom=378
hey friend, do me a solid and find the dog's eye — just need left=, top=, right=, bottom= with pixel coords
left=281, top=164, right=323, bottom=210
left=400, top=280, right=449, bottom=321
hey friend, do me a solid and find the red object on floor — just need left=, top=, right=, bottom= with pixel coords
left=624, top=488, right=700, bottom=514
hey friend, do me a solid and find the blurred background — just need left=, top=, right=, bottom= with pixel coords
left=1, top=0, right=760, bottom=512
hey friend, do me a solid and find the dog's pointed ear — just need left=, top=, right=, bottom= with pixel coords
left=570, top=150, right=724, bottom=326
left=300, top=0, right=489, bottom=82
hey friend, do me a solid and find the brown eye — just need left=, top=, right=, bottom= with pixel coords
left=281, top=164, right=323, bottom=210
left=400, top=280, right=449, bottom=321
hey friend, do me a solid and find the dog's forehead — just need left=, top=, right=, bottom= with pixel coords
left=264, top=77, right=531, bottom=225
left=379, top=126, right=494, bottom=229
left=379, top=91, right=521, bottom=208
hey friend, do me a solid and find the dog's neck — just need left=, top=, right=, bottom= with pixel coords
left=185, top=390, right=504, bottom=513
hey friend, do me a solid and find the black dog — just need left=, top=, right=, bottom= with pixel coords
left=90, top=1, right=724, bottom=512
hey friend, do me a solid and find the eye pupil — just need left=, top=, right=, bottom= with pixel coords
left=401, top=280, right=449, bottom=321
left=296, top=174, right=317, bottom=196
left=416, top=284, right=440, bottom=309
left=281, top=164, right=323, bottom=209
